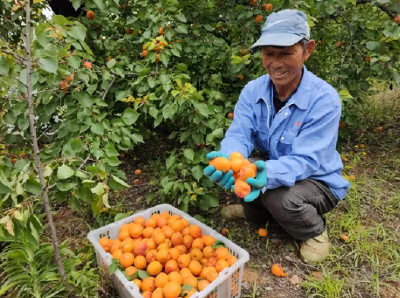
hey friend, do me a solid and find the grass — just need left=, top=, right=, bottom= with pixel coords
left=301, top=87, right=400, bottom=298
left=32, top=84, right=398, bottom=298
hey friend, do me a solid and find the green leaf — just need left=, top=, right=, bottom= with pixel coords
left=68, top=26, right=86, bottom=41
left=57, top=164, right=75, bottom=180
left=91, top=183, right=105, bottom=196
left=169, top=131, right=178, bottom=139
left=26, top=179, right=42, bottom=194
left=182, top=284, right=193, bottom=291
left=366, top=41, right=380, bottom=51
left=191, top=165, right=203, bottom=181
left=201, top=193, right=219, bottom=207
left=74, top=170, right=88, bottom=179
left=17, top=117, right=29, bottom=131
left=212, top=128, right=224, bottom=138
left=143, top=30, right=151, bottom=39
left=170, top=48, right=181, bottom=57
left=282, top=0, right=290, bottom=8
left=131, top=133, right=144, bottom=143
left=160, top=74, right=170, bottom=84
left=149, top=107, right=158, bottom=118
left=183, top=148, right=194, bottom=161
left=104, top=143, right=119, bottom=157
left=110, top=175, right=130, bottom=189
left=92, top=196, right=103, bottom=214
left=146, top=192, right=156, bottom=204
left=0, top=56, right=10, bottom=75
left=392, top=72, right=400, bottom=85
left=176, top=63, right=187, bottom=72
left=166, top=155, right=176, bottom=170
left=193, top=214, right=206, bottom=224
left=75, top=187, right=93, bottom=204
left=175, top=25, right=188, bottom=34
left=91, top=123, right=104, bottom=135
left=116, top=89, right=131, bottom=101
left=176, top=14, right=187, bottom=22
left=138, top=270, right=150, bottom=279
left=68, top=195, right=81, bottom=211
left=0, top=181, right=13, bottom=194
left=126, top=16, right=138, bottom=25
left=212, top=240, right=226, bottom=249
left=38, top=57, right=58, bottom=73
left=109, top=262, right=118, bottom=274
left=192, top=101, right=209, bottom=117
left=71, top=139, right=83, bottom=152
left=203, top=24, right=213, bottom=32
left=115, top=213, right=128, bottom=221
left=93, top=0, right=104, bottom=10
left=122, top=108, right=140, bottom=125
left=110, top=131, right=121, bottom=143
left=378, top=55, right=391, bottom=62
left=160, top=53, right=170, bottom=66
left=108, top=156, right=121, bottom=166
left=0, top=282, right=18, bottom=296
left=4, top=113, right=16, bottom=125
left=164, top=182, right=174, bottom=194
left=71, top=0, right=81, bottom=10
left=165, top=30, right=174, bottom=40
left=107, top=59, right=117, bottom=68
left=80, top=40, right=94, bottom=55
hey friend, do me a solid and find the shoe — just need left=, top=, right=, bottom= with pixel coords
left=300, top=230, right=330, bottom=264
left=220, top=204, right=246, bottom=220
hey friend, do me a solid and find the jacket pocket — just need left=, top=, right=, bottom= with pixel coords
left=277, top=129, right=298, bottom=155
left=255, top=119, right=269, bottom=153
left=256, top=119, right=269, bottom=133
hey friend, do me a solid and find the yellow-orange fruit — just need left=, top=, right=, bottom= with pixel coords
left=209, top=157, right=231, bottom=173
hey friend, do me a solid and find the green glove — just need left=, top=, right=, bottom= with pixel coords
left=203, top=151, right=235, bottom=190
left=231, top=160, right=267, bottom=202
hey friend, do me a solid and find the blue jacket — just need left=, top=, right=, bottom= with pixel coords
left=220, top=67, right=350, bottom=200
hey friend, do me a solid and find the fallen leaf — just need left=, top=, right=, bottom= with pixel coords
left=289, top=275, right=302, bottom=285
left=311, top=271, right=323, bottom=280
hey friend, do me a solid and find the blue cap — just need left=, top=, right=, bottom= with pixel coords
left=250, top=9, right=310, bottom=51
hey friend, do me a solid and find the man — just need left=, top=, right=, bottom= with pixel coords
left=204, top=9, right=350, bottom=264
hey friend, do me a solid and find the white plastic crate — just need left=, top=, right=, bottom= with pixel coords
left=88, top=203, right=250, bottom=298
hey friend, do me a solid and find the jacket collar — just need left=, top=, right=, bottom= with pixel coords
left=256, top=65, right=312, bottom=110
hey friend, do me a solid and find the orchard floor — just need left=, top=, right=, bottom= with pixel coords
left=50, top=91, right=400, bottom=298
left=113, top=136, right=400, bottom=298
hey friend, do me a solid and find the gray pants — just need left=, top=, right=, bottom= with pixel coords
left=240, top=178, right=338, bottom=241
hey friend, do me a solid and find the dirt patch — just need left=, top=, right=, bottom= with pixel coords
left=44, top=206, right=90, bottom=251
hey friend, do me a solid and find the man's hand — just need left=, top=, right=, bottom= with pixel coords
left=203, top=151, right=235, bottom=190
left=232, top=160, right=267, bottom=202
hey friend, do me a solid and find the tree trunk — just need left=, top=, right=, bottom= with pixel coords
left=24, top=0, right=66, bottom=280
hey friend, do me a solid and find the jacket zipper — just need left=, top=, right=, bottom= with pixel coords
left=276, top=102, right=295, bottom=116
left=261, top=98, right=270, bottom=129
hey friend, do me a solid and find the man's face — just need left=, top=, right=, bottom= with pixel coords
left=261, top=40, right=315, bottom=88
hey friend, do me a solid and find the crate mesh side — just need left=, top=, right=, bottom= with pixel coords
left=230, top=268, right=240, bottom=297
left=205, top=288, right=218, bottom=298
left=99, top=230, right=111, bottom=239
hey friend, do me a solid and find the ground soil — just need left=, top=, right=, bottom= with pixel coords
left=46, top=121, right=400, bottom=298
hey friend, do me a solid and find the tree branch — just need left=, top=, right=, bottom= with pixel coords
left=24, top=0, right=66, bottom=280
left=101, top=77, right=116, bottom=100
left=356, top=0, right=396, bottom=19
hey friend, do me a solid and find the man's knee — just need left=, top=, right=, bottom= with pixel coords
left=262, top=187, right=305, bottom=221
left=240, top=199, right=270, bottom=223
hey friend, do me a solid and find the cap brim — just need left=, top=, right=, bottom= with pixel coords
left=250, top=33, right=304, bottom=51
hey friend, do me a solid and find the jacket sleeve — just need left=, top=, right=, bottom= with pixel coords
left=220, top=86, right=256, bottom=158
left=264, top=102, right=341, bottom=190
